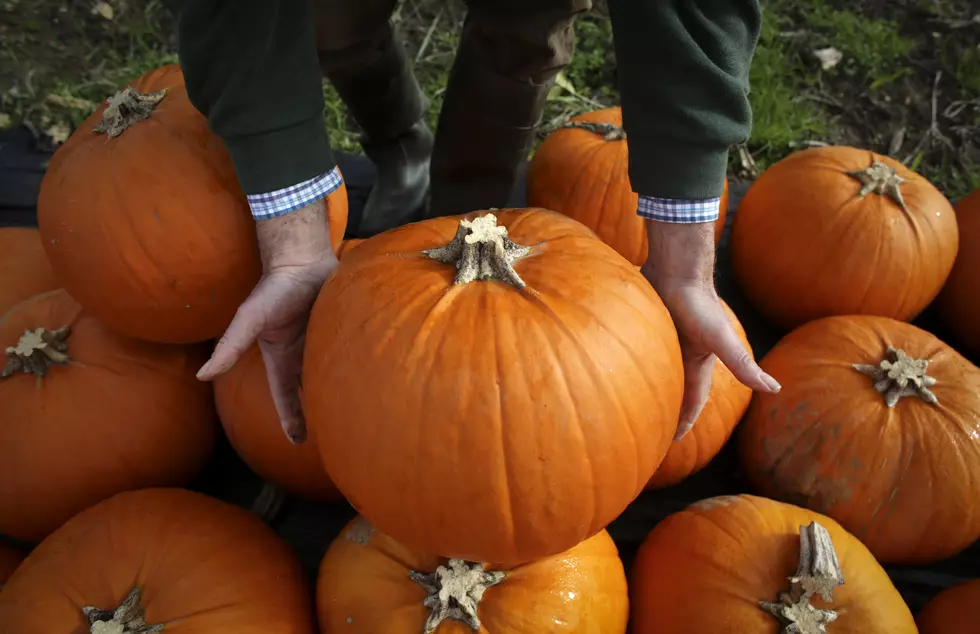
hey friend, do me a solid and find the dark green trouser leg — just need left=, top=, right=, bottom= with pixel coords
left=314, top=0, right=434, bottom=237
left=426, top=0, right=593, bottom=218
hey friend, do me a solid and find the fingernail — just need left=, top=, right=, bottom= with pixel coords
left=761, top=372, right=782, bottom=393
left=196, top=361, right=212, bottom=380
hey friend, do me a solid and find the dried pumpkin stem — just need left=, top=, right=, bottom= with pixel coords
left=409, top=559, right=506, bottom=634
left=853, top=346, right=939, bottom=407
left=93, top=86, right=167, bottom=138
left=844, top=157, right=909, bottom=213
left=83, top=586, right=164, bottom=634
left=2, top=326, right=71, bottom=378
left=760, top=521, right=845, bottom=634
left=423, top=213, right=532, bottom=288
left=561, top=120, right=626, bottom=141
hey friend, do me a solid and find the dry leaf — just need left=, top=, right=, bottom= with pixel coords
left=93, top=1, right=114, bottom=20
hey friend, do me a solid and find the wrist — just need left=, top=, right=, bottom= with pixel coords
left=642, top=220, right=716, bottom=289
left=256, top=199, right=335, bottom=272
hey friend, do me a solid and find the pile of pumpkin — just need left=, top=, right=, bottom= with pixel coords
left=0, top=66, right=978, bottom=633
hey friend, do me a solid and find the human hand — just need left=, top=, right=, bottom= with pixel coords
left=196, top=200, right=337, bottom=443
left=642, top=220, right=780, bottom=441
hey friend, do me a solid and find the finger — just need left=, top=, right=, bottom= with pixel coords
left=259, top=339, right=308, bottom=444
left=197, top=300, right=266, bottom=381
left=675, top=352, right=716, bottom=441
left=703, top=317, right=781, bottom=394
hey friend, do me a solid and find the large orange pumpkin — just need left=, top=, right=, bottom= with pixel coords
left=731, top=146, right=958, bottom=330
left=527, top=107, right=728, bottom=266
left=0, top=289, right=218, bottom=542
left=337, top=238, right=364, bottom=257
left=0, top=545, right=24, bottom=589
left=630, top=494, right=916, bottom=633
left=738, top=315, right=980, bottom=565
left=0, top=488, right=316, bottom=633
left=937, top=187, right=980, bottom=357
left=37, top=64, right=349, bottom=344
left=0, top=228, right=59, bottom=316
left=646, top=299, right=753, bottom=489
left=303, top=209, right=684, bottom=563
left=916, top=579, right=980, bottom=634
left=317, top=516, right=628, bottom=634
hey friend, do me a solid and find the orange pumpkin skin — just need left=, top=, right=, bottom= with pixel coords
left=738, top=315, right=980, bottom=565
left=317, top=516, right=628, bottom=634
left=337, top=238, right=364, bottom=257
left=0, top=289, right=218, bottom=542
left=0, top=228, right=60, bottom=317
left=630, top=495, right=916, bottom=633
left=37, top=64, right=349, bottom=344
left=730, top=146, right=958, bottom=330
left=0, top=545, right=24, bottom=588
left=937, top=188, right=980, bottom=356
left=303, top=209, right=684, bottom=564
left=526, top=107, right=728, bottom=266
left=215, top=344, right=341, bottom=501
left=0, top=488, right=315, bottom=633
left=646, top=300, right=753, bottom=489
left=916, top=579, right=980, bottom=634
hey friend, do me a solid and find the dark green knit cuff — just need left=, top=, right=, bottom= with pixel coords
left=626, top=137, right=730, bottom=200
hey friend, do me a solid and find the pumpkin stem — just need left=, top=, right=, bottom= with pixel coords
left=760, top=521, right=845, bottom=634
left=423, top=213, right=532, bottom=288
left=853, top=347, right=939, bottom=407
left=2, top=326, right=71, bottom=378
left=93, top=86, right=167, bottom=138
left=409, top=559, right=507, bottom=634
left=843, top=158, right=910, bottom=213
left=561, top=120, right=626, bottom=141
left=83, top=586, right=164, bottom=634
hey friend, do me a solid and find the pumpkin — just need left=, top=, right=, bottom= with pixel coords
left=215, top=343, right=341, bottom=501
left=0, top=289, right=218, bottom=542
left=37, top=64, right=349, bottom=344
left=526, top=107, right=728, bottom=266
left=738, top=315, right=980, bottom=565
left=916, top=579, right=980, bottom=634
left=0, top=228, right=59, bottom=316
left=317, top=516, right=628, bottom=634
left=730, top=146, right=958, bottom=330
left=337, top=238, right=364, bottom=257
left=0, top=488, right=316, bottom=633
left=303, top=209, right=684, bottom=563
left=937, top=187, right=980, bottom=357
left=630, top=494, right=916, bottom=633
left=646, top=299, right=753, bottom=489
left=0, top=545, right=24, bottom=589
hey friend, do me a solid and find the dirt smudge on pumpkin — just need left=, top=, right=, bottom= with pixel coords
left=344, top=517, right=375, bottom=545
left=689, top=495, right=741, bottom=512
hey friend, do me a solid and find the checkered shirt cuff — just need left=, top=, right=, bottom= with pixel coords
left=637, top=195, right=721, bottom=223
left=246, top=167, right=344, bottom=221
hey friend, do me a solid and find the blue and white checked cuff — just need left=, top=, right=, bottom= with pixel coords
left=246, top=167, right=344, bottom=220
left=637, top=195, right=721, bottom=223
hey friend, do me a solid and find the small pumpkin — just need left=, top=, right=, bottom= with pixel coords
left=630, top=494, right=916, bottom=633
left=37, top=64, right=349, bottom=344
left=0, top=488, right=316, bottom=633
left=317, top=516, right=628, bottom=634
left=937, top=187, right=980, bottom=357
left=916, top=579, right=980, bottom=634
left=731, top=146, right=958, bottom=330
left=0, top=544, right=24, bottom=589
left=646, top=299, right=753, bottom=489
left=738, top=315, right=980, bottom=565
left=0, top=289, right=218, bottom=542
left=0, top=228, right=59, bottom=316
left=527, top=107, right=728, bottom=266
left=303, top=209, right=684, bottom=563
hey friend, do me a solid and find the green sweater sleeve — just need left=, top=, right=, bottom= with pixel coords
left=607, top=0, right=761, bottom=200
left=165, top=0, right=335, bottom=195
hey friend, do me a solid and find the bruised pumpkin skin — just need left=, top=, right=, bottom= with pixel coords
left=0, top=289, right=218, bottom=542
left=916, top=579, right=980, bottom=634
left=527, top=107, right=728, bottom=266
left=303, top=209, right=684, bottom=564
left=630, top=495, right=916, bottom=633
left=0, top=545, right=24, bottom=588
left=37, top=64, right=348, bottom=344
left=0, top=228, right=60, bottom=316
left=731, top=146, right=958, bottom=330
left=738, top=315, right=980, bottom=565
left=646, top=299, right=753, bottom=489
left=317, top=517, right=628, bottom=634
left=937, top=188, right=980, bottom=357
left=0, top=488, right=316, bottom=634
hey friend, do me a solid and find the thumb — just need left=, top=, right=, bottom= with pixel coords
left=259, top=339, right=308, bottom=444
left=675, top=352, right=716, bottom=441
left=704, top=317, right=781, bottom=394
left=197, top=300, right=265, bottom=381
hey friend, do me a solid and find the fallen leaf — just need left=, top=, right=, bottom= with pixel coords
left=813, top=47, right=843, bottom=71
left=93, top=1, right=114, bottom=20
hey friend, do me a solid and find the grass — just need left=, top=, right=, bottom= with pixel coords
left=1, top=0, right=978, bottom=198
